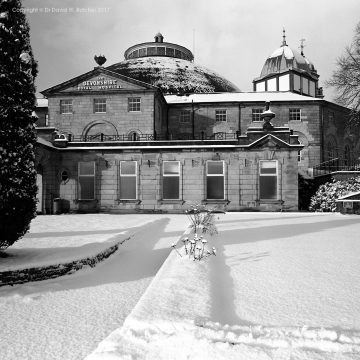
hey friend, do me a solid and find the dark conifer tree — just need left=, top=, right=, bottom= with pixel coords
left=0, top=0, right=38, bottom=249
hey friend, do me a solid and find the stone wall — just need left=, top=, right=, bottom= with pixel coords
left=56, top=147, right=299, bottom=213
left=47, top=91, right=166, bottom=138
left=168, top=104, right=240, bottom=138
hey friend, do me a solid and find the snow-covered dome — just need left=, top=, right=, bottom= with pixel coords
left=260, top=43, right=318, bottom=79
left=107, top=34, right=239, bottom=94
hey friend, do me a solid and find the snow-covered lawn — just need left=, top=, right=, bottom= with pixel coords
left=1, top=212, right=360, bottom=360
left=0, top=214, right=187, bottom=360
left=86, top=212, right=360, bottom=360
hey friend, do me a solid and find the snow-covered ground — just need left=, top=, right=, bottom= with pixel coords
left=1, top=212, right=360, bottom=360
left=86, top=212, right=360, bottom=360
left=0, top=214, right=187, bottom=360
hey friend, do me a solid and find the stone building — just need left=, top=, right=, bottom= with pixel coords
left=34, top=33, right=358, bottom=214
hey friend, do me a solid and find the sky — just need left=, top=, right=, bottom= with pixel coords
left=24, top=0, right=360, bottom=101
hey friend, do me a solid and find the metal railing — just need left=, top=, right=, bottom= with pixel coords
left=313, top=157, right=360, bottom=177
left=68, top=132, right=239, bottom=143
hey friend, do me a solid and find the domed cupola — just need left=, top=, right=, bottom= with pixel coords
left=253, top=30, right=322, bottom=98
left=107, top=33, right=239, bottom=94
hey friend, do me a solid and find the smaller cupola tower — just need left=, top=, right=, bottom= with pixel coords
left=154, top=32, right=164, bottom=43
left=253, top=30, right=322, bottom=98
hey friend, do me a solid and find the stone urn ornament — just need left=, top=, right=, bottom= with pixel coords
left=261, top=101, right=275, bottom=131
left=94, top=55, right=107, bottom=66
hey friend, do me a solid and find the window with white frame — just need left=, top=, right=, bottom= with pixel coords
left=93, top=98, right=106, bottom=113
left=289, top=108, right=301, bottom=121
left=206, top=161, right=225, bottom=200
left=252, top=108, right=263, bottom=122
left=298, top=150, right=302, bottom=162
left=78, top=162, right=95, bottom=200
left=179, top=110, right=191, bottom=123
left=162, top=161, right=180, bottom=200
left=60, top=99, right=73, bottom=114
left=128, top=97, right=141, bottom=112
left=119, top=161, right=137, bottom=200
left=259, top=161, right=278, bottom=200
left=215, top=109, right=227, bottom=122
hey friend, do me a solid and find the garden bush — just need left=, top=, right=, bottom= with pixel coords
left=309, top=177, right=360, bottom=212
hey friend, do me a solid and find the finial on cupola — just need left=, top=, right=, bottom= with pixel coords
left=154, top=32, right=164, bottom=43
left=282, top=28, right=287, bottom=46
left=299, top=38, right=306, bottom=56
left=94, top=55, right=107, bottom=66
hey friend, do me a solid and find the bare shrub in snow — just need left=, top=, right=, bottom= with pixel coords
left=185, top=203, right=219, bottom=236
left=172, top=204, right=222, bottom=260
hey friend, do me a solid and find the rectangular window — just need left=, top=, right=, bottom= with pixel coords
left=157, top=47, right=165, bottom=55
left=163, top=161, right=180, bottom=200
left=267, top=78, right=276, bottom=91
left=166, top=48, right=175, bottom=57
left=256, top=81, right=265, bottom=91
left=179, top=110, right=191, bottom=123
left=252, top=108, right=263, bottom=122
left=215, top=110, right=227, bottom=122
left=93, top=98, right=106, bottom=113
left=139, top=48, right=147, bottom=57
left=303, top=78, right=309, bottom=94
left=309, top=81, right=316, bottom=97
left=259, top=161, right=277, bottom=200
left=60, top=99, right=73, bottom=114
left=128, top=97, right=141, bottom=112
left=294, top=74, right=301, bottom=92
left=78, top=162, right=95, bottom=200
left=119, top=161, right=137, bottom=200
left=206, top=161, right=225, bottom=200
left=279, top=74, right=290, bottom=91
left=148, top=47, right=156, bottom=56
left=289, top=108, right=301, bottom=121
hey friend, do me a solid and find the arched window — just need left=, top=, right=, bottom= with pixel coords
left=128, top=131, right=140, bottom=141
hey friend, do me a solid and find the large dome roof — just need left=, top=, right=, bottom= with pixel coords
left=106, top=33, right=239, bottom=94
left=260, top=44, right=318, bottom=79
left=107, top=57, right=239, bottom=94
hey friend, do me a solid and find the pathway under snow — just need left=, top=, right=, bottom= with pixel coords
left=0, top=214, right=187, bottom=360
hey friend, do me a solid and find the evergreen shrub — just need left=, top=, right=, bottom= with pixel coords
left=0, top=0, right=38, bottom=249
left=309, top=177, right=360, bottom=212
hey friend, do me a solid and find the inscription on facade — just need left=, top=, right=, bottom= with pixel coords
left=77, top=77, right=122, bottom=91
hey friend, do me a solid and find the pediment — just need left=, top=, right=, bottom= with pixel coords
left=42, top=67, right=156, bottom=96
left=248, top=134, right=292, bottom=149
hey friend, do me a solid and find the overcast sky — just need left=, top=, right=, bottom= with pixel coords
left=25, top=0, right=360, bottom=101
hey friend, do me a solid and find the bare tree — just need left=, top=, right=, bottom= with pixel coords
left=326, top=22, right=360, bottom=127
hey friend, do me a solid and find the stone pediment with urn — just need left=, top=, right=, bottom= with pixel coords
left=41, top=67, right=157, bottom=96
